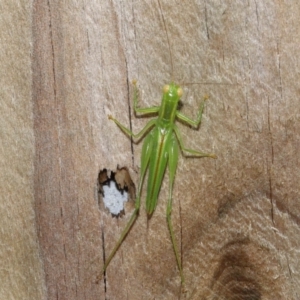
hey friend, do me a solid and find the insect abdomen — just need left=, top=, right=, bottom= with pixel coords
left=145, top=127, right=170, bottom=215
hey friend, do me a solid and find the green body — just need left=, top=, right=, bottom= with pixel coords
left=142, top=83, right=181, bottom=215
left=104, top=81, right=216, bottom=286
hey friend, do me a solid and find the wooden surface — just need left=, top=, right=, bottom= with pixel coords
left=2, top=0, right=300, bottom=299
left=0, top=1, right=46, bottom=299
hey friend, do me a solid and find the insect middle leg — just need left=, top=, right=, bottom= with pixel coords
left=173, top=125, right=217, bottom=158
left=108, top=115, right=156, bottom=140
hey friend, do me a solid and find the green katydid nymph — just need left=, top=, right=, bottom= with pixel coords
left=103, top=79, right=217, bottom=286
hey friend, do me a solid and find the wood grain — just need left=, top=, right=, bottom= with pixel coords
left=2, top=0, right=297, bottom=299
left=0, top=1, right=46, bottom=299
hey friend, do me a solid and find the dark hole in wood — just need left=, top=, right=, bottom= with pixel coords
left=98, top=166, right=135, bottom=217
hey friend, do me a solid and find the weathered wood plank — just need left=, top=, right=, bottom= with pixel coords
left=30, top=1, right=300, bottom=299
left=0, top=1, right=46, bottom=299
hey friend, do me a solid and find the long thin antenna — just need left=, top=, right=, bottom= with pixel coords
left=157, top=0, right=174, bottom=81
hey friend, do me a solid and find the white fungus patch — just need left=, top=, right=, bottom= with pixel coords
left=102, top=180, right=128, bottom=215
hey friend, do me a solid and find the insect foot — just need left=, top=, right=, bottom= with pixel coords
left=203, top=94, right=210, bottom=101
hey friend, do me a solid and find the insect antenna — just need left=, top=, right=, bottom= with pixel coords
left=157, top=0, right=175, bottom=83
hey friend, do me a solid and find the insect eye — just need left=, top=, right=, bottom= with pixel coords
left=163, top=85, right=170, bottom=93
left=177, top=88, right=183, bottom=97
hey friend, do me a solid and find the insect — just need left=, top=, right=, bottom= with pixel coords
left=103, top=80, right=216, bottom=285
left=100, top=0, right=216, bottom=289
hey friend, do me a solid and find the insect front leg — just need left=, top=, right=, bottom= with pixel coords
left=132, top=80, right=160, bottom=115
left=166, top=135, right=185, bottom=284
left=173, top=125, right=217, bottom=158
left=176, top=95, right=209, bottom=128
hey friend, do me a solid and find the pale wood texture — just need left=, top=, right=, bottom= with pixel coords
left=3, top=0, right=299, bottom=299
left=0, top=1, right=46, bottom=299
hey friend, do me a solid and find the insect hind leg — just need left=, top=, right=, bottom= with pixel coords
left=100, top=134, right=153, bottom=281
left=166, top=136, right=185, bottom=285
